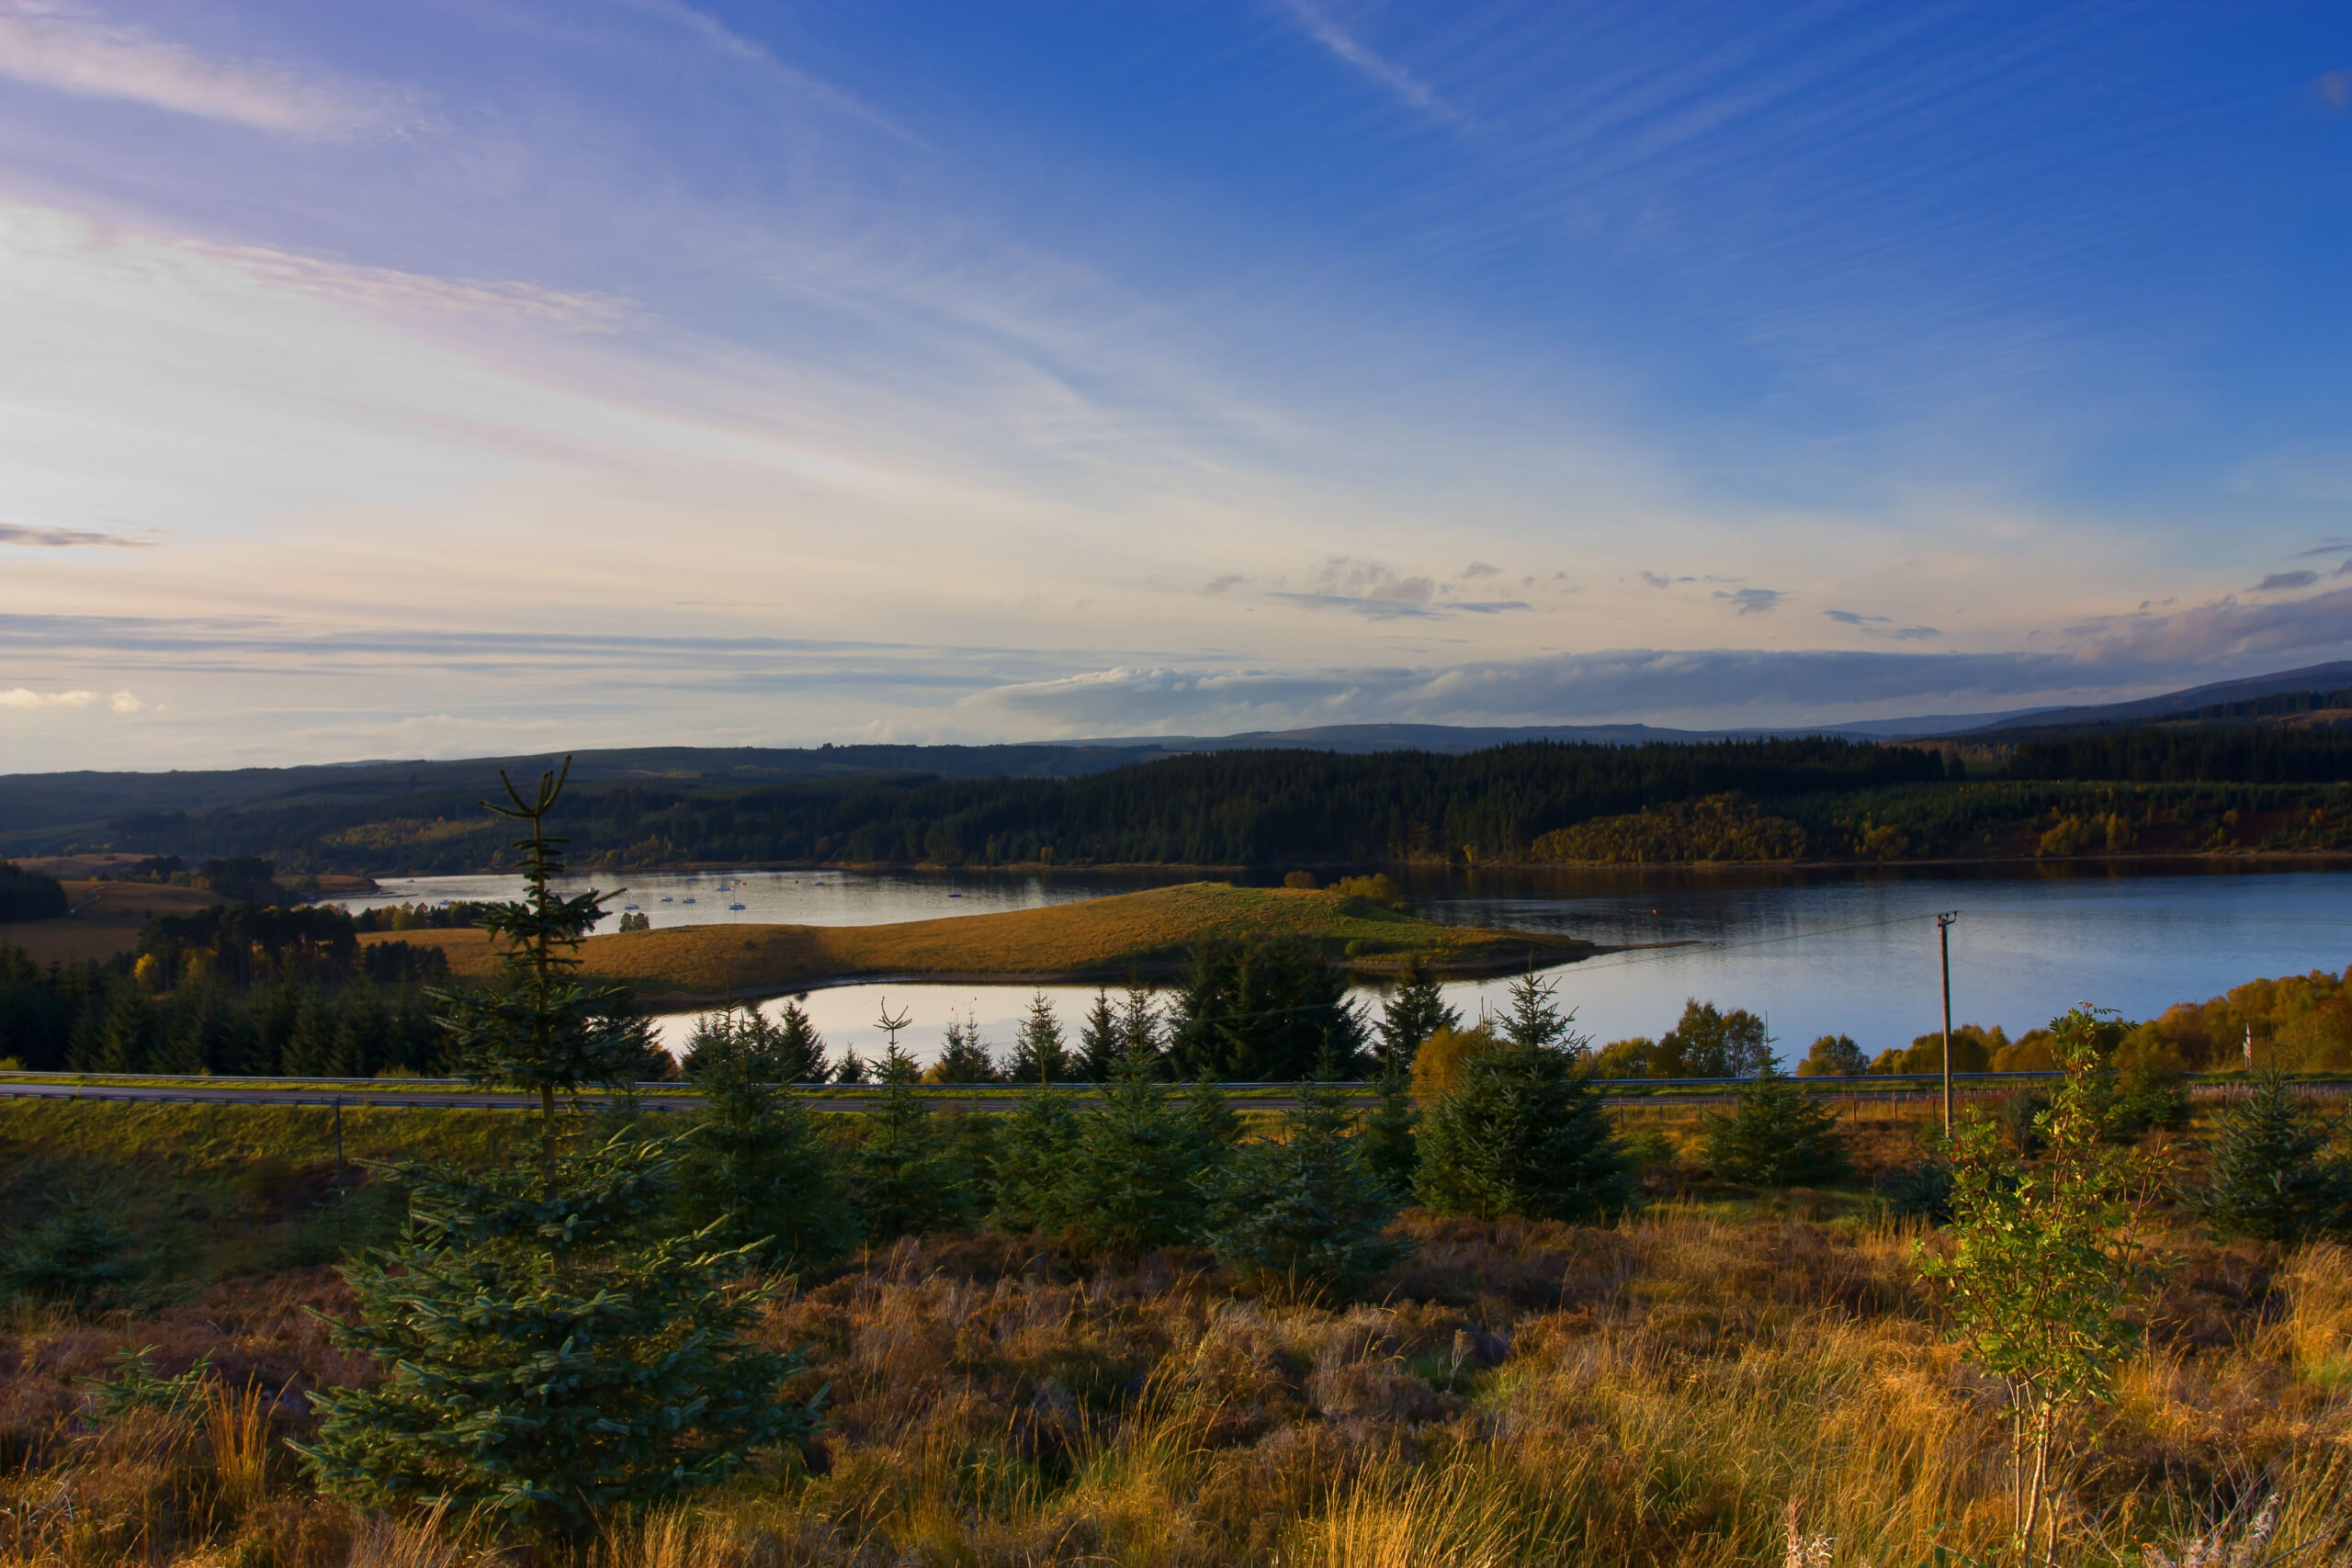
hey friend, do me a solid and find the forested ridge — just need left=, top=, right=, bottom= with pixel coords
left=19, top=726, right=2352, bottom=874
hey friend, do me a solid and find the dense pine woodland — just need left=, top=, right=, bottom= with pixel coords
left=50, top=727, right=2352, bottom=873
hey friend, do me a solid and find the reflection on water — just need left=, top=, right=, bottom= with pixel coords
left=602, top=861, right=2352, bottom=1071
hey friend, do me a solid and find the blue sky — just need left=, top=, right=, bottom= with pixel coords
left=2, top=0, right=2347, bottom=768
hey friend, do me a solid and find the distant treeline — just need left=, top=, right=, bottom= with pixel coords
left=2007, top=726, right=2352, bottom=784
left=0, top=863, right=66, bottom=924
left=103, top=739, right=1943, bottom=871
left=50, top=729, right=2352, bottom=874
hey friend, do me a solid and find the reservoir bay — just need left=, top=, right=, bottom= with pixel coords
left=340, top=861, right=2352, bottom=1067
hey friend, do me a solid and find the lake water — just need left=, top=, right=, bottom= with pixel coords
left=341, top=862, right=2351, bottom=1070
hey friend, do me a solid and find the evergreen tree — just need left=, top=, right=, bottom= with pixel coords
left=301, top=761, right=816, bottom=1540
left=677, top=1028, right=854, bottom=1270
left=1377, top=956, right=1458, bottom=1069
left=96, top=979, right=153, bottom=1074
left=1184, top=1067, right=1242, bottom=1155
left=2199, top=1068, right=2350, bottom=1243
left=1004, top=991, right=1073, bottom=1082
left=1359, top=1058, right=1419, bottom=1201
left=772, top=999, right=829, bottom=1082
left=832, top=1047, right=869, bottom=1085
left=1169, top=936, right=1368, bottom=1080
left=1495, top=967, right=1580, bottom=1052
left=0, top=1195, right=143, bottom=1310
left=1415, top=976, right=1627, bottom=1222
left=1077, top=987, right=1122, bottom=1081
left=853, top=1007, right=968, bottom=1240
left=1119, top=979, right=1165, bottom=1075
left=434, top=761, right=647, bottom=1167
left=990, top=1080, right=1082, bottom=1233
left=1066, top=1048, right=1216, bottom=1250
left=932, top=1015, right=1000, bottom=1082
left=1700, top=1067, right=1851, bottom=1187
left=301, top=1134, right=817, bottom=1539
left=1205, top=1076, right=1402, bottom=1302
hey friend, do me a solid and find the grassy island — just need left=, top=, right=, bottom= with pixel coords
left=359, top=880, right=1593, bottom=1003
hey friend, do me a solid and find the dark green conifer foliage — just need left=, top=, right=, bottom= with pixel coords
left=301, top=1134, right=817, bottom=1539
left=1119, top=978, right=1165, bottom=1074
left=1065, top=1047, right=1221, bottom=1249
left=2199, top=1069, right=2350, bottom=1244
left=1077, top=987, right=1122, bottom=1081
left=932, top=1016, right=1000, bottom=1082
left=1360, top=1058, right=1419, bottom=1201
left=1004, top=991, right=1072, bottom=1082
left=832, top=1047, right=868, bottom=1085
left=0, top=1196, right=143, bottom=1310
left=677, top=1029, right=854, bottom=1270
left=1377, top=956, right=1459, bottom=1068
left=1414, top=976, right=1628, bottom=1223
left=1205, top=1072, right=1401, bottom=1303
left=97, top=979, right=153, bottom=1073
left=990, top=1080, right=1081, bottom=1233
left=1700, top=1067, right=1852, bottom=1187
left=1184, top=1067, right=1242, bottom=1154
left=434, top=761, right=646, bottom=1166
left=853, top=1013, right=968, bottom=1241
left=679, top=1002, right=828, bottom=1084
left=301, top=761, right=815, bottom=1540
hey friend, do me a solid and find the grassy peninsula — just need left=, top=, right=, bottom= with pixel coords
left=361, top=880, right=1591, bottom=1002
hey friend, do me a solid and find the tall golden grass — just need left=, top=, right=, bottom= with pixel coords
left=1, top=1204, right=2346, bottom=1565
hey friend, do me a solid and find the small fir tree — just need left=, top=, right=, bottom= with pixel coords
left=1701, top=1067, right=1852, bottom=1187
left=1377, top=956, right=1459, bottom=1068
left=2198, top=1067, right=2349, bottom=1244
left=770, top=999, right=829, bottom=1081
left=301, top=1134, right=817, bottom=1539
left=1077, top=987, right=1122, bottom=1081
left=852, top=1006, right=968, bottom=1241
left=1119, top=978, right=1164, bottom=1073
left=1066, top=1047, right=1219, bottom=1250
left=990, top=1079, right=1083, bottom=1233
left=1360, top=1058, right=1419, bottom=1201
left=301, top=761, right=815, bottom=1540
left=677, top=1026, right=854, bottom=1270
left=434, top=761, right=647, bottom=1167
left=832, top=1047, right=868, bottom=1085
left=1205, top=1074, right=1402, bottom=1302
left=931, top=1015, right=1000, bottom=1082
left=0, top=1195, right=143, bottom=1310
left=1004, top=991, right=1072, bottom=1082
left=1415, top=976, right=1628, bottom=1223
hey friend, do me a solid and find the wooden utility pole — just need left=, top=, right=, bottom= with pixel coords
left=1937, top=912, right=1959, bottom=1135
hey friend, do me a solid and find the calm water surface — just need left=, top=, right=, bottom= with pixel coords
left=342, top=863, right=2351, bottom=1068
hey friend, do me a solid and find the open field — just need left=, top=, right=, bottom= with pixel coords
left=0, top=878, right=226, bottom=964
left=0, top=1084, right=2345, bottom=1567
left=358, top=881, right=1597, bottom=1002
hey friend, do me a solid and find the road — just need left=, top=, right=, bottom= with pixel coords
left=0, top=1073, right=2335, bottom=1116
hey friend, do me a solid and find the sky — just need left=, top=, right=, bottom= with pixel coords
left=2, top=0, right=2349, bottom=772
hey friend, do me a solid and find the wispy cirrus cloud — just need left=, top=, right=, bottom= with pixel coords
left=1274, top=0, right=1455, bottom=121
left=0, top=522, right=156, bottom=547
left=0, top=1, right=412, bottom=137
left=2254, top=570, right=2320, bottom=592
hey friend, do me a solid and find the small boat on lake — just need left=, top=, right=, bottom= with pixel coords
left=728, top=902, right=745, bottom=910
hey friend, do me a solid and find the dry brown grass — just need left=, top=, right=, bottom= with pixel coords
left=368, top=881, right=1589, bottom=1001
left=0, top=1208, right=2345, bottom=1565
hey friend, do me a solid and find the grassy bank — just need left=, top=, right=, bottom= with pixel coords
left=1, top=1206, right=2343, bottom=1566
left=358, top=881, right=1593, bottom=1002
